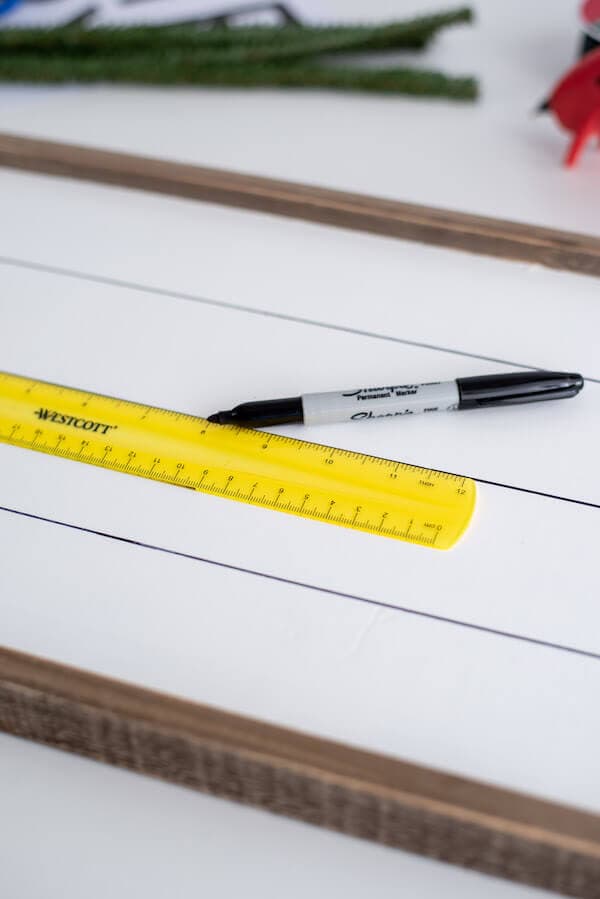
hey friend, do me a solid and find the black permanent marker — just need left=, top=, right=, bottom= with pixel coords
left=208, top=371, right=584, bottom=428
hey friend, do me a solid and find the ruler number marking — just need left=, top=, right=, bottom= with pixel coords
left=0, top=371, right=473, bottom=550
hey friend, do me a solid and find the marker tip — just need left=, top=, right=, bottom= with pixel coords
left=208, top=411, right=237, bottom=424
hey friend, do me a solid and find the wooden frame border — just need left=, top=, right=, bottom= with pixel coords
left=3, top=130, right=600, bottom=895
left=1, top=644, right=599, bottom=897
left=2, top=131, right=600, bottom=277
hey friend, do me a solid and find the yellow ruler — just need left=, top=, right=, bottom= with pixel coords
left=0, top=371, right=476, bottom=550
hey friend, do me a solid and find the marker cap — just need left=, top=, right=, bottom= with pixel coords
left=457, top=371, right=584, bottom=409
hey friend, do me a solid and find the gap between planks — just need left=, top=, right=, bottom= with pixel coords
left=3, top=130, right=600, bottom=896
left=1, top=131, right=600, bottom=276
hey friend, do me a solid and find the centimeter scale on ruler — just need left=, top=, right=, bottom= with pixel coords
left=0, top=371, right=476, bottom=550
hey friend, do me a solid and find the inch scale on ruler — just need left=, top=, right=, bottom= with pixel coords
left=0, top=371, right=476, bottom=550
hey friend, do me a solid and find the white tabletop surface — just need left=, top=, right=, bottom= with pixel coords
left=1, top=1, right=598, bottom=897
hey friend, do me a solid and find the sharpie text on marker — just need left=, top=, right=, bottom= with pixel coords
left=208, top=371, right=584, bottom=428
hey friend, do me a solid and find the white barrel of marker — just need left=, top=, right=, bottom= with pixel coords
left=301, top=381, right=460, bottom=426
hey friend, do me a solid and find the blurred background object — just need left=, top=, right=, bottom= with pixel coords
left=0, top=0, right=306, bottom=28
left=0, top=0, right=23, bottom=18
left=580, top=0, right=600, bottom=54
left=540, top=47, right=600, bottom=166
left=0, top=1, right=477, bottom=99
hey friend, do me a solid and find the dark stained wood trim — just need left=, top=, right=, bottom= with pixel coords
left=1, top=644, right=600, bottom=897
left=1, top=131, right=600, bottom=277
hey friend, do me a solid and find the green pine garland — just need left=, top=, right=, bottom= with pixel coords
left=0, top=52, right=478, bottom=99
left=0, top=8, right=477, bottom=100
left=0, top=9, right=473, bottom=56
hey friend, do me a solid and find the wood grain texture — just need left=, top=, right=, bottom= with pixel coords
left=2, top=131, right=600, bottom=277
left=1, top=644, right=600, bottom=897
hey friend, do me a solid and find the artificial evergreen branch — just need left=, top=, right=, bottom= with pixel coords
left=0, top=8, right=477, bottom=99
left=0, top=8, right=473, bottom=59
left=0, top=52, right=478, bottom=99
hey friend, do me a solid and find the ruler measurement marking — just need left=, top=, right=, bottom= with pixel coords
left=0, top=373, right=475, bottom=549
left=4, top=434, right=449, bottom=534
